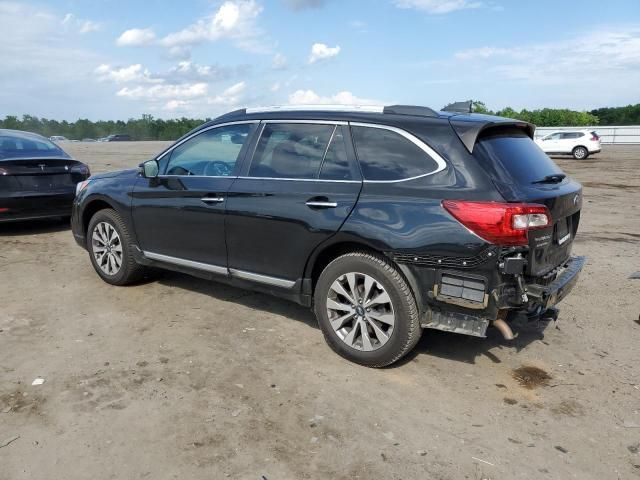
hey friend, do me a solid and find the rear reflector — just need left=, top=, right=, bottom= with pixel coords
left=442, top=200, right=552, bottom=246
left=0, top=208, right=9, bottom=213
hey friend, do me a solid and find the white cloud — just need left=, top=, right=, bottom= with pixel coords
left=116, top=28, right=157, bottom=46
left=288, top=89, right=385, bottom=105
left=62, top=13, right=101, bottom=34
left=117, top=83, right=209, bottom=100
left=272, top=53, right=288, bottom=69
left=308, top=43, right=341, bottom=64
left=394, top=0, right=483, bottom=14
left=95, top=64, right=160, bottom=84
left=159, top=0, right=267, bottom=54
left=452, top=28, right=640, bottom=84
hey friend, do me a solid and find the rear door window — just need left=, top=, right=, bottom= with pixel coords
left=351, top=126, right=440, bottom=181
left=248, top=123, right=334, bottom=179
left=473, top=128, right=565, bottom=185
left=319, top=128, right=353, bottom=181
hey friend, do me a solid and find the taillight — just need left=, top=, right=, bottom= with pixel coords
left=0, top=167, right=9, bottom=176
left=442, top=200, right=552, bottom=246
left=590, top=133, right=599, bottom=141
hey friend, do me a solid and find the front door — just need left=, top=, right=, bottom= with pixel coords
left=131, top=122, right=257, bottom=271
left=225, top=122, right=362, bottom=286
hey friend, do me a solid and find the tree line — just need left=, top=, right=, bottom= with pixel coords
left=1, top=103, right=639, bottom=141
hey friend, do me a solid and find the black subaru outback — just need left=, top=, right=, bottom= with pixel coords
left=71, top=105, right=585, bottom=367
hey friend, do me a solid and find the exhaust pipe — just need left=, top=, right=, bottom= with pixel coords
left=493, top=311, right=515, bottom=340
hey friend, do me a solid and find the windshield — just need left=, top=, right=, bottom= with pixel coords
left=473, top=128, right=564, bottom=185
left=0, top=134, right=66, bottom=159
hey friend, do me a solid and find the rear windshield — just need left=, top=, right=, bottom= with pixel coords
left=0, top=135, right=64, bottom=159
left=473, top=128, right=564, bottom=185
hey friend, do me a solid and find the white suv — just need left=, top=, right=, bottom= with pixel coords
left=535, top=130, right=601, bottom=160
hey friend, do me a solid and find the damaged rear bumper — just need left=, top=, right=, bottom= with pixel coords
left=525, top=255, right=586, bottom=309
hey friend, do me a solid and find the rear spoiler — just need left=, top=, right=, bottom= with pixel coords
left=449, top=116, right=535, bottom=153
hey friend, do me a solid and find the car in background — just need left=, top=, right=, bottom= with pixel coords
left=535, top=130, right=601, bottom=159
left=1, top=129, right=90, bottom=222
left=104, top=134, right=131, bottom=142
left=49, top=135, right=69, bottom=142
left=72, top=104, right=585, bottom=367
left=82, top=138, right=97, bottom=142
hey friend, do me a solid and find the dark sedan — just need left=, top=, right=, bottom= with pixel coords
left=0, top=129, right=90, bottom=222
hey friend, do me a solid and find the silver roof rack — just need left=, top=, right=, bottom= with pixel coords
left=245, top=104, right=385, bottom=114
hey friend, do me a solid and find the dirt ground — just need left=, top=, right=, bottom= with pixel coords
left=1, top=142, right=639, bottom=480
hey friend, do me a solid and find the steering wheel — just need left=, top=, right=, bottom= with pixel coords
left=203, top=161, right=232, bottom=177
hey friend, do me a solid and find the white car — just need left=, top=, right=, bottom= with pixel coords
left=535, top=130, right=601, bottom=160
left=49, top=135, right=69, bottom=142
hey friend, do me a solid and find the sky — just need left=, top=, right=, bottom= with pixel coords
left=1, top=0, right=639, bottom=120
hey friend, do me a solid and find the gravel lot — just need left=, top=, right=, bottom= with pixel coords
left=1, top=142, right=639, bottom=480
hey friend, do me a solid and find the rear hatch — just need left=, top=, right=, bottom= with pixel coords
left=470, top=126, right=582, bottom=277
left=0, top=158, right=84, bottom=192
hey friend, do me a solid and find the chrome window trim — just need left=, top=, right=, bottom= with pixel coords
left=157, top=174, right=239, bottom=179
left=155, top=120, right=260, bottom=162
left=349, top=122, right=448, bottom=183
left=246, top=105, right=384, bottom=114
left=236, top=176, right=360, bottom=184
left=261, top=119, right=348, bottom=126
left=229, top=268, right=295, bottom=289
left=143, top=251, right=227, bottom=275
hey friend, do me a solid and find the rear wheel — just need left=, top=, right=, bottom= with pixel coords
left=87, top=209, right=145, bottom=285
left=572, top=146, right=589, bottom=160
left=314, top=252, right=421, bottom=367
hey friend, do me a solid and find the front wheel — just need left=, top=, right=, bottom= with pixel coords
left=314, top=252, right=422, bottom=367
left=572, top=146, right=589, bottom=160
left=87, top=209, right=145, bottom=285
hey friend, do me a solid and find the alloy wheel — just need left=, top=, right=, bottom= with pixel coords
left=91, top=221, right=123, bottom=275
left=326, top=272, right=395, bottom=351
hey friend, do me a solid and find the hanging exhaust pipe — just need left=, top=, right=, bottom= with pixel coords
left=493, top=311, right=515, bottom=340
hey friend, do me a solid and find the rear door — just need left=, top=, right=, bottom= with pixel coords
left=225, top=121, right=361, bottom=286
left=472, top=128, right=582, bottom=277
left=131, top=122, right=257, bottom=270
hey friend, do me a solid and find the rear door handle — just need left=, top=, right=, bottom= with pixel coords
left=306, top=197, right=337, bottom=208
left=201, top=196, right=225, bottom=204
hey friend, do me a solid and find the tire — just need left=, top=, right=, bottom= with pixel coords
left=572, top=146, right=589, bottom=160
left=86, top=209, right=145, bottom=286
left=314, top=252, right=422, bottom=367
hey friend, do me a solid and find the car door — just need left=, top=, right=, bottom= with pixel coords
left=558, top=132, right=578, bottom=153
left=225, top=121, right=362, bottom=287
left=131, top=121, right=258, bottom=271
left=540, top=132, right=562, bottom=153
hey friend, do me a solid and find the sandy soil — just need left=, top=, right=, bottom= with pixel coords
left=1, top=142, right=639, bottom=480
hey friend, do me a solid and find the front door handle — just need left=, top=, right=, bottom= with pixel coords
left=201, top=196, right=225, bottom=204
left=306, top=197, right=337, bottom=208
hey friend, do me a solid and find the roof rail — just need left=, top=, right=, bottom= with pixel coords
left=442, top=101, right=472, bottom=114
left=382, top=105, right=439, bottom=117
left=243, top=104, right=442, bottom=118
left=245, top=105, right=385, bottom=114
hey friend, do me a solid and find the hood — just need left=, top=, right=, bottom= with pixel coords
left=90, top=168, right=137, bottom=180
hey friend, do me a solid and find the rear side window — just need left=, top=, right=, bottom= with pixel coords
left=352, top=126, right=440, bottom=181
left=249, top=123, right=334, bottom=179
left=319, top=128, right=352, bottom=180
left=473, top=128, right=564, bottom=185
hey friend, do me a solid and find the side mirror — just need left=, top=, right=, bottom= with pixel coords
left=140, top=159, right=159, bottom=178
